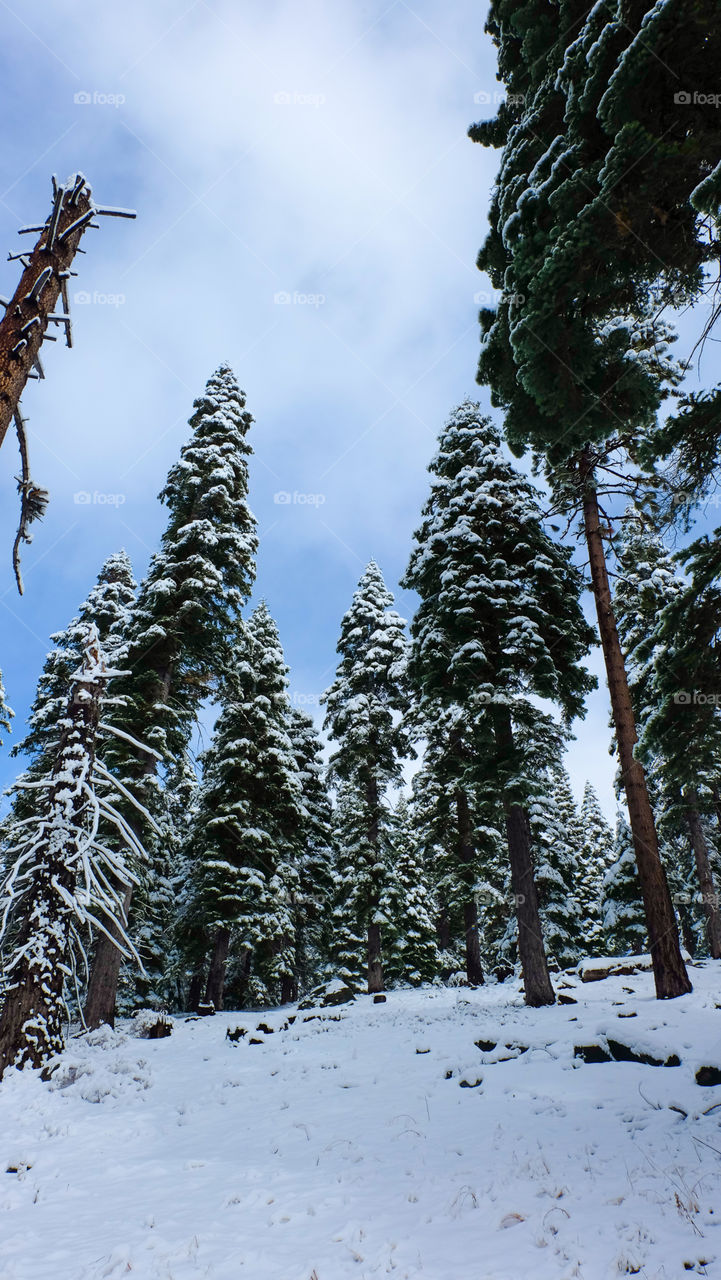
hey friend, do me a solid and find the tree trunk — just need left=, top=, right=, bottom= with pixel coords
left=685, top=800, right=721, bottom=959
left=365, top=776, right=384, bottom=993
left=204, top=926, right=231, bottom=1010
left=83, top=884, right=132, bottom=1029
left=367, top=922, right=384, bottom=993
left=455, top=787, right=484, bottom=985
left=581, top=461, right=691, bottom=998
left=187, top=968, right=205, bottom=1013
left=0, top=178, right=97, bottom=453
left=492, top=706, right=555, bottom=1007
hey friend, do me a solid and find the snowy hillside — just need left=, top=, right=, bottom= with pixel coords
left=2, top=967, right=721, bottom=1280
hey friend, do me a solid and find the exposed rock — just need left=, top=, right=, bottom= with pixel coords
left=696, top=1065, right=721, bottom=1087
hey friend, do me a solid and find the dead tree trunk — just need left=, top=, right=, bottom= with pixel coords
left=455, top=787, right=484, bottom=985
left=492, top=706, right=555, bottom=1007
left=685, top=799, right=721, bottom=960
left=0, top=174, right=135, bottom=453
left=0, top=639, right=105, bottom=1077
left=581, top=460, right=691, bottom=998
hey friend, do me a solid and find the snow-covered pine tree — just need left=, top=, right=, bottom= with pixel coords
left=408, top=705, right=501, bottom=985
left=287, top=707, right=335, bottom=994
left=84, top=365, right=258, bottom=1027
left=528, top=768, right=584, bottom=970
left=322, top=561, right=410, bottom=994
left=470, top=0, right=693, bottom=1002
left=10, top=549, right=137, bottom=780
left=577, top=783, right=615, bottom=956
left=403, top=401, right=595, bottom=1006
left=188, top=603, right=303, bottom=1010
left=613, top=513, right=721, bottom=959
left=327, top=780, right=370, bottom=988
left=0, top=628, right=150, bottom=1078
left=602, top=813, right=647, bottom=958
left=381, top=796, right=440, bottom=986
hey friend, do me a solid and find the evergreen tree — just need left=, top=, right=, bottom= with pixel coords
left=408, top=706, right=491, bottom=985
left=613, top=513, right=721, bottom=958
left=11, top=550, right=137, bottom=777
left=287, top=707, right=335, bottom=994
left=403, top=401, right=595, bottom=1005
left=188, top=603, right=303, bottom=1010
left=469, top=2, right=692, bottom=1000
left=381, top=796, right=440, bottom=986
left=84, top=364, right=258, bottom=1027
left=322, top=561, right=410, bottom=993
left=528, top=767, right=584, bottom=969
left=602, top=813, right=647, bottom=957
left=0, top=629, right=146, bottom=1077
left=577, top=783, right=615, bottom=954
left=327, top=781, right=369, bottom=988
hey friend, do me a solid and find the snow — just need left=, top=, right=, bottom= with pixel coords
left=2, top=966, right=721, bottom=1278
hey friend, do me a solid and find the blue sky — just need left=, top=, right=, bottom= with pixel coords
left=0, top=0, right=716, bottom=820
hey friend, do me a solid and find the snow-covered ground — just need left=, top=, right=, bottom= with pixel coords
left=2, top=965, right=721, bottom=1280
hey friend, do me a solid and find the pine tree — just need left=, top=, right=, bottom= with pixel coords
left=602, top=814, right=647, bottom=958
left=188, top=603, right=303, bottom=1010
left=0, top=629, right=147, bottom=1077
left=528, top=767, right=584, bottom=969
left=322, top=561, right=410, bottom=993
left=327, top=781, right=369, bottom=988
left=470, top=0, right=693, bottom=1000
left=613, top=513, right=721, bottom=958
left=577, top=783, right=615, bottom=955
left=84, top=364, right=258, bottom=1027
left=11, top=550, right=136, bottom=778
left=287, top=707, right=335, bottom=994
left=381, top=797, right=440, bottom=986
left=403, top=401, right=595, bottom=1005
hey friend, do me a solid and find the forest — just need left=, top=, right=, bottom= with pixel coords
left=0, top=2, right=719, bottom=1278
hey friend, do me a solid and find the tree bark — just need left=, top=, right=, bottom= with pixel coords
left=581, top=461, right=691, bottom=998
left=367, top=922, right=384, bottom=993
left=204, top=926, right=231, bottom=1010
left=0, top=178, right=99, bottom=453
left=492, top=706, right=555, bottom=1007
left=685, top=800, right=721, bottom=959
left=455, top=787, right=484, bottom=985
left=84, top=885, right=132, bottom=1029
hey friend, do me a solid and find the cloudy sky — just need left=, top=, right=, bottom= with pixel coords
left=0, top=0, right=714, bottom=818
